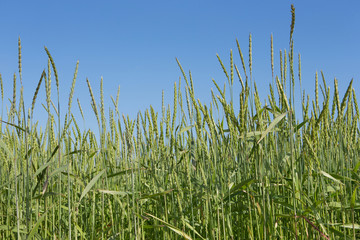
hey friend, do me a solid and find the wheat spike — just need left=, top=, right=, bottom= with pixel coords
left=11, top=73, right=17, bottom=119
left=86, top=78, right=100, bottom=126
left=18, top=37, right=22, bottom=84
left=176, top=58, right=189, bottom=87
left=334, top=78, right=341, bottom=117
left=235, top=64, right=244, bottom=89
left=230, top=49, right=234, bottom=86
left=68, top=61, right=79, bottom=114
left=271, top=34, right=274, bottom=80
left=100, top=77, right=106, bottom=133
left=0, top=73, right=3, bottom=103
left=315, top=72, right=319, bottom=113
left=352, top=89, right=359, bottom=118
left=249, top=33, right=252, bottom=79
left=77, top=98, right=84, bottom=122
left=46, top=59, right=52, bottom=111
left=44, top=47, right=59, bottom=93
left=340, top=79, right=354, bottom=116
left=165, top=104, right=171, bottom=139
left=216, top=54, right=229, bottom=85
left=236, top=39, right=247, bottom=79
left=18, top=86, right=23, bottom=118
left=298, top=54, right=302, bottom=86
left=30, top=71, right=45, bottom=118
left=290, top=4, right=296, bottom=44
left=150, top=105, right=158, bottom=138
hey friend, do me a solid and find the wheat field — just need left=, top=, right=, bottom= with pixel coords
left=0, top=5, right=359, bottom=239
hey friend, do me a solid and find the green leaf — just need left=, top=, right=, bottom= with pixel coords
left=0, top=120, right=28, bottom=133
left=328, top=227, right=352, bottom=240
left=230, top=178, right=255, bottom=194
left=49, top=165, right=68, bottom=178
left=179, top=125, right=194, bottom=135
left=79, top=169, right=106, bottom=203
left=184, top=219, right=206, bottom=240
left=140, top=189, right=175, bottom=200
left=107, top=168, right=145, bottom=178
left=294, top=120, right=307, bottom=132
left=27, top=210, right=48, bottom=239
left=341, top=223, right=360, bottom=229
left=33, top=161, right=52, bottom=178
left=328, top=202, right=342, bottom=208
left=97, top=189, right=132, bottom=196
left=320, top=170, right=344, bottom=185
left=257, top=111, right=288, bottom=144
left=145, top=213, right=193, bottom=240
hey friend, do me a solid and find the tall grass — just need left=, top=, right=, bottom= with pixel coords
left=0, top=5, right=359, bottom=239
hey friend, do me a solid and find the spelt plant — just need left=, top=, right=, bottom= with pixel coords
left=0, top=5, right=359, bottom=240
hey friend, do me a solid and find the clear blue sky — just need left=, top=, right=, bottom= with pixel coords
left=0, top=1, right=359, bottom=131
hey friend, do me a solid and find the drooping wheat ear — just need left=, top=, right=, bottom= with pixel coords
left=290, top=4, right=295, bottom=44
left=86, top=78, right=100, bottom=126
left=235, top=64, right=244, bottom=89
left=11, top=73, right=17, bottom=118
left=321, top=71, right=328, bottom=95
left=271, top=34, right=274, bottom=80
left=236, top=39, right=247, bottom=79
left=340, top=79, right=354, bottom=116
left=51, top=100, right=58, bottom=117
left=68, top=61, right=79, bottom=114
left=176, top=58, right=189, bottom=87
left=212, top=79, right=225, bottom=100
left=216, top=54, right=230, bottom=85
left=18, top=37, right=22, bottom=84
left=249, top=34, right=252, bottom=79
left=44, top=47, right=59, bottom=93
left=30, top=71, right=45, bottom=118
left=77, top=98, right=84, bottom=122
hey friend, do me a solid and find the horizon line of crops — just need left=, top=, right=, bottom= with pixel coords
left=0, top=5, right=359, bottom=239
